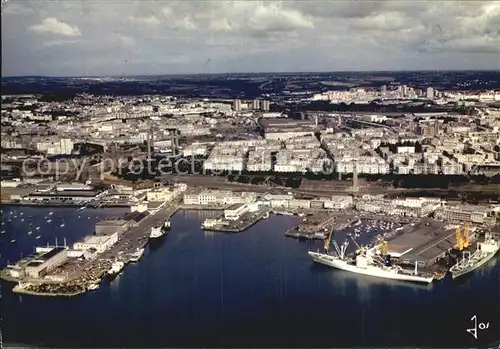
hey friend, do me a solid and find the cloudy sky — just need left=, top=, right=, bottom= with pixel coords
left=2, top=0, right=500, bottom=76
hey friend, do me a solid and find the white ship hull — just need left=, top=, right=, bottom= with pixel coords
left=450, top=248, right=499, bottom=279
left=107, top=261, right=125, bottom=276
left=129, top=248, right=145, bottom=262
left=149, top=226, right=166, bottom=239
left=309, top=251, right=434, bottom=284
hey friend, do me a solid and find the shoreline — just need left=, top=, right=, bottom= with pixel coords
left=0, top=201, right=131, bottom=208
left=12, top=285, right=86, bottom=297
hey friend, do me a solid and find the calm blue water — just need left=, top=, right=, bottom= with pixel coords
left=1, top=206, right=499, bottom=348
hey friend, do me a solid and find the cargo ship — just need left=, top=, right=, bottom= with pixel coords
left=308, top=236, right=434, bottom=284
left=450, top=231, right=499, bottom=279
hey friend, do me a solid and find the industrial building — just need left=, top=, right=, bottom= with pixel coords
left=24, top=190, right=101, bottom=203
left=95, top=211, right=148, bottom=237
left=24, top=247, right=69, bottom=279
left=73, top=233, right=118, bottom=253
left=224, top=203, right=248, bottom=220
left=386, top=221, right=465, bottom=267
left=435, top=205, right=496, bottom=225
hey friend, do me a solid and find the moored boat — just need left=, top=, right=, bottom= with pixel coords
left=309, top=237, right=434, bottom=284
left=129, top=248, right=145, bottom=262
left=450, top=231, right=499, bottom=279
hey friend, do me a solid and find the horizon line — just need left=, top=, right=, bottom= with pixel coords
left=3, top=68, right=500, bottom=79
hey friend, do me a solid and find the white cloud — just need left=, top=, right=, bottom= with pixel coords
left=30, top=17, right=81, bottom=36
left=129, top=15, right=160, bottom=26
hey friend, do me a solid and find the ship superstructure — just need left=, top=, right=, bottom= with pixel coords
left=150, top=222, right=168, bottom=239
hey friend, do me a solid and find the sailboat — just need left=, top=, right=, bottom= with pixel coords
left=60, top=217, right=65, bottom=228
left=28, top=223, right=33, bottom=235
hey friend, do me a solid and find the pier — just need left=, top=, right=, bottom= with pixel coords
left=0, top=199, right=182, bottom=296
left=202, top=208, right=270, bottom=233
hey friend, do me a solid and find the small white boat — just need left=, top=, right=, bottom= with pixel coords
left=10, top=239, right=16, bottom=243
left=1, top=230, right=5, bottom=234
left=36, top=226, right=40, bottom=230
left=36, top=235, right=41, bottom=239
left=87, top=283, right=100, bottom=291
left=129, top=248, right=145, bottom=262
left=49, top=212, right=53, bottom=215
left=46, top=219, right=52, bottom=223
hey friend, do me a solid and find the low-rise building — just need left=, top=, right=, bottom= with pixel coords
left=73, top=233, right=118, bottom=253
left=224, top=203, right=248, bottom=220
left=24, top=248, right=69, bottom=279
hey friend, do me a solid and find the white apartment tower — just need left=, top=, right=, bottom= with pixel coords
left=426, top=87, right=435, bottom=100
left=232, top=99, right=242, bottom=112
left=60, top=139, right=74, bottom=155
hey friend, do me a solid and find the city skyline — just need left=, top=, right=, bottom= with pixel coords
left=2, top=0, right=500, bottom=77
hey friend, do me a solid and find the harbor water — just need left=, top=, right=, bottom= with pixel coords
left=1, top=206, right=499, bottom=348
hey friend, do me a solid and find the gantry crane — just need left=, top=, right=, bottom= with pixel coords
left=379, top=240, right=388, bottom=256
left=324, top=226, right=334, bottom=252
left=462, top=223, right=470, bottom=248
left=456, top=226, right=464, bottom=251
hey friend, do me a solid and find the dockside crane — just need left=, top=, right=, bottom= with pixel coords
left=350, top=234, right=363, bottom=254
left=324, top=226, right=334, bottom=252
left=379, top=240, right=388, bottom=256
left=462, top=223, right=470, bottom=249
left=456, top=226, right=464, bottom=251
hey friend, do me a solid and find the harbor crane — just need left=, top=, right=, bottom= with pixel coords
left=324, top=226, right=334, bottom=252
left=379, top=240, right=388, bottom=256
left=456, top=226, right=464, bottom=251
left=463, top=223, right=470, bottom=248
left=456, top=224, right=471, bottom=251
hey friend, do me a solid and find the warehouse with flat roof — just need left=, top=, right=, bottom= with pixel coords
left=386, top=220, right=464, bottom=267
